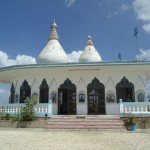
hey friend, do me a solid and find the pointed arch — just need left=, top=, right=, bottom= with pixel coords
left=58, top=78, right=76, bottom=115
left=59, top=78, right=76, bottom=89
left=87, top=77, right=105, bottom=114
left=87, top=77, right=104, bottom=89
left=49, top=78, right=58, bottom=90
left=77, top=77, right=86, bottom=89
left=116, top=76, right=135, bottom=103
left=31, top=78, right=39, bottom=89
left=39, top=78, right=49, bottom=103
left=135, top=76, right=145, bottom=88
left=10, top=83, right=15, bottom=103
left=20, top=80, right=31, bottom=103
left=105, top=77, right=115, bottom=88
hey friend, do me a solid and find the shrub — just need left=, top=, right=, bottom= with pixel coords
left=20, top=96, right=37, bottom=121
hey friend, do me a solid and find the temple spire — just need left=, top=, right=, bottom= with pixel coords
left=49, top=20, right=59, bottom=40
left=86, top=35, right=94, bottom=46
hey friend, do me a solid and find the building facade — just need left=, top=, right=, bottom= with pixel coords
left=0, top=21, right=150, bottom=115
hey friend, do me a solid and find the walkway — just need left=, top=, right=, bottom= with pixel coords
left=0, top=128, right=150, bottom=150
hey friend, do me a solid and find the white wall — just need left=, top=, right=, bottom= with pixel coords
left=12, top=65, right=147, bottom=115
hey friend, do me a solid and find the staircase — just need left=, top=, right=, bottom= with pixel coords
left=45, top=115, right=125, bottom=130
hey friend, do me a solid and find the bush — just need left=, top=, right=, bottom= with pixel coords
left=20, top=96, right=37, bottom=121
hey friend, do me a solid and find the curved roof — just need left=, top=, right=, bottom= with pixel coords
left=38, top=21, right=68, bottom=63
left=79, top=36, right=102, bottom=62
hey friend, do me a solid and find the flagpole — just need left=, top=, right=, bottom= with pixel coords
left=134, top=27, right=140, bottom=61
left=135, top=34, right=140, bottom=61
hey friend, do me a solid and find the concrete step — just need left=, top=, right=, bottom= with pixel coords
left=45, top=115, right=125, bottom=130
left=45, top=125, right=125, bottom=129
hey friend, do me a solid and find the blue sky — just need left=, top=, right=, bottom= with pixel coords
left=0, top=0, right=150, bottom=104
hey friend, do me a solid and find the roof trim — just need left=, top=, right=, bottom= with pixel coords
left=0, top=60, right=150, bottom=72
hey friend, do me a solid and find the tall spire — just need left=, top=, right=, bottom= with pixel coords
left=49, top=20, right=58, bottom=40
left=86, top=35, right=94, bottom=46
left=38, top=21, right=68, bottom=64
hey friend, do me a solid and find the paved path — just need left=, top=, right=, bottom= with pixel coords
left=0, top=128, right=150, bottom=150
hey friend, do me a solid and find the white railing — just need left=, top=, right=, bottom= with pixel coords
left=119, top=99, right=150, bottom=116
left=0, top=100, right=52, bottom=117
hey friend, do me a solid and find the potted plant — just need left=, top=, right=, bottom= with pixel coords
left=125, top=115, right=136, bottom=131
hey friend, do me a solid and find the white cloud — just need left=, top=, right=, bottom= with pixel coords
left=121, top=4, right=131, bottom=11
left=67, top=50, right=82, bottom=62
left=65, top=0, right=75, bottom=8
left=16, top=55, right=36, bottom=65
left=113, top=12, right=119, bottom=15
left=0, top=88, right=9, bottom=104
left=143, top=23, right=150, bottom=33
left=136, top=49, right=150, bottom=60
left=133, top=0, right=150, bottom=33
left=0, top=50, right=37, bottom=68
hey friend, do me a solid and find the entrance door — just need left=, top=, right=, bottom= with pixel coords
left=58, top=78, right=76, bottom=115
left=58, top=89, right=68, bottom=114
left=87, top=78, right=106, bottom=115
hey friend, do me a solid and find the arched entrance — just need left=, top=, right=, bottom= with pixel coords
left=87, top=77, right=105, bottom=115
left=58, top=78, right=76, bottom=115
left=116, top=77, right=135, bottom=102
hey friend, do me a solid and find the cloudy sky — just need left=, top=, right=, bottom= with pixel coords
left=0, top=0, right=150, bottom=104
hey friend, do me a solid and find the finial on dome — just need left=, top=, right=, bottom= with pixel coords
left=86, top=35, right=94, bottom=46
left=49, top=20, right=58, bottom=40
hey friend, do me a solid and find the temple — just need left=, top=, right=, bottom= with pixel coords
left=0, top=21, right=150, bottom=115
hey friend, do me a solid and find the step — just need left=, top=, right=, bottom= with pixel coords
left=45, top=115, right=125, bottom=130
left=45, top=125, right=125, bottom=129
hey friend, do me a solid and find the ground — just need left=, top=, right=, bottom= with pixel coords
left=0, top=128, right=150, bottom=150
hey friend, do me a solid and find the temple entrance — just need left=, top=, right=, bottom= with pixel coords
left=58, top=78, right=76, bottom=115
left=87, top=77, right=105, bottom=115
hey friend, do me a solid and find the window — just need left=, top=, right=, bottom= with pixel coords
left=10, top=83, right=15, bottom=103
left=138, top=94, right=144, bottom=102
left=20, top=80, right=31, bottom=103
left=39, top=79, right=49, bottom=103
left=116, top=77, right=135, bottom=103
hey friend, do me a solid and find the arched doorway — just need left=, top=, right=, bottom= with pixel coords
left=58, top=78, right=76, bottom=115
left=116, top=77, right=135, bottom=102
left=87, top=77, right=105, bottom=115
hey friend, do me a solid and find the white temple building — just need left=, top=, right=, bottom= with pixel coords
left=0, top=21, right=150, bottom=115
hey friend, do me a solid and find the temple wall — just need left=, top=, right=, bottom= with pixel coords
left=11, top=66, right=147, bottom=115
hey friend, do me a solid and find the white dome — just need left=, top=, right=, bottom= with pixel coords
left=38, top=21, right=68, bottom=64
left=79, top=36, right=102, bottom=62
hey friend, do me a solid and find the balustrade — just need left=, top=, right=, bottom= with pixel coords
left=119, top=99, right=150, bottom=116
left=0, top=101, right=52, bottom=117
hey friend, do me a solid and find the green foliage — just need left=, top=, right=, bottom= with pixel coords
left=125, top=115, right=136, bottom=126
left=12, top=113, right=21, bottom=121
left=5, top=113, right=10, bottom=120
left=20, top=96, right=37, bottom=121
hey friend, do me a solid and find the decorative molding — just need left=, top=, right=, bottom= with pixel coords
left=31, top=78, right=39, bottom=89
left=105, top=77, right=115, bottom=88
left=135, top=76, right=145, bottom=87
left=77, top=77, right=86, bottom=89
left=49, top=78, right=58, bottom=89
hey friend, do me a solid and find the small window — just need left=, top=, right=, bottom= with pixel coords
left=79, top=94, right=85, bottom=103
left=138, top=94, right=144, bottom=102
left=51, top=92, right=56, bottom=103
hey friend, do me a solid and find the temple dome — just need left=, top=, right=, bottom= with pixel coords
left=38, top=21, right=68, bottom=63
left=79, top=36, right=102, bottom=62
